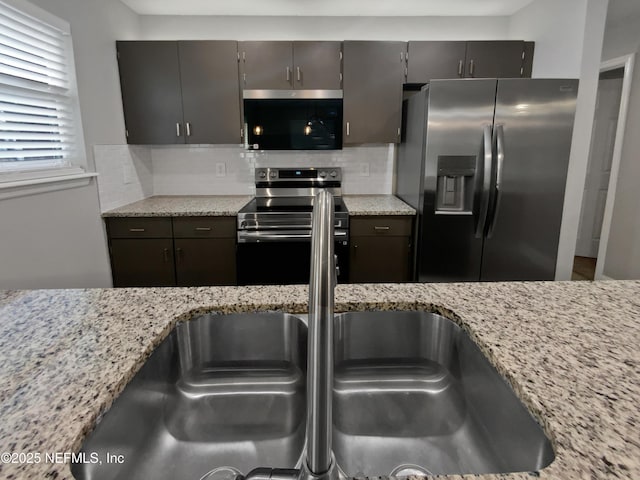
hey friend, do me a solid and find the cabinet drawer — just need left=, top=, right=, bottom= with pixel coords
left=106, top=217, right=173, bottom=238
left=173, top=217, right=236, bottom=238
left=350, top=216, right=413, bottom=236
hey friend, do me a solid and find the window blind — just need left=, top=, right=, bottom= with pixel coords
left=0, top=0, right=79, bottom=173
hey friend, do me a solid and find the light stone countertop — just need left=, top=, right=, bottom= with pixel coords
left=101, top=195, right=253, bottom=217
left=0, top=281, right=638, bottom=479
left=100, top=195, right=415, bottom=218
left=343, top=195, right=416, bottom=216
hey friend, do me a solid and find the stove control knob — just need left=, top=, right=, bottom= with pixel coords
left=270, top=171, right=277, bottom=179
left=330, top=170, right=337, bottom=178
left=259, top=171, right=267, bottom=179
left=319, top=171, right=327, bottom=178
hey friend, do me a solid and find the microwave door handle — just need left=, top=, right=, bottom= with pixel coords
left=486, top=124, right=505, bottom=239
left=475, top=124, right=493, bottom=238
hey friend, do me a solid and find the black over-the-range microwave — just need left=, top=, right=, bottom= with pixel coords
left=243, top=94, right=343, bottom=150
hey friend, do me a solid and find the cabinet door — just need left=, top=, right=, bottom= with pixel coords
left=110, top=239, right=175, bottom=287
left=116, top=41, right=184, bottom=144
left=349, top=236, right=411, bottom=283
left=175, top=239, right=236, bottom=286
left=293, top=41, right=342, bottom=90
left=522, top=42, right=535, bottom=78
left=343, top=41, right=406, bottom=144
left=407, top=41, right=467, bottom=82
left=179, top=41, right=242, bottom=144
left=465, top=41, right=525, bottom=78
left=240, top=41, right=293, bottom=89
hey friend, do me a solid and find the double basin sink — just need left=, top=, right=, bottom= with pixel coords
left=72, top=311, right=554, bottom=480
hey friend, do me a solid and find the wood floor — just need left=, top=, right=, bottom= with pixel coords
left=572, top=256, right=596, bottom=281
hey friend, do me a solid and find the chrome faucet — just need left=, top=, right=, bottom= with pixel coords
left=240, top=189, right=339, bottom=480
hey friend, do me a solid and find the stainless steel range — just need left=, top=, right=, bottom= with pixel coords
left=237, top=167, right=349, bottom=285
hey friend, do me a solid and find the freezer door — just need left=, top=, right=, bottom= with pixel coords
left=480, top=79, right=578, bottom=281
left=418, top=79, right=498, bottom=282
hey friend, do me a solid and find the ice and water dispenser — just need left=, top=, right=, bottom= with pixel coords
left=435, top=155, right=477, bottom=214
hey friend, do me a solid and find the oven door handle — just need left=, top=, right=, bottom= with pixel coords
left=238, top=230, right=348, bottom=243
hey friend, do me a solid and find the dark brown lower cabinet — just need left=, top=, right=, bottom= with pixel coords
left=110, top=238, right=175, bottom=287
left=106, top=216, right=237, bottom=287
left=175, top=238, right=236, bottom=286
left=349, top=216, right=414, bottom=283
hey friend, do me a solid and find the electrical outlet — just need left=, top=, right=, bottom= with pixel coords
left=215, top=163, right=226, bottom=177
left=359, top=163, right=370, bottom=176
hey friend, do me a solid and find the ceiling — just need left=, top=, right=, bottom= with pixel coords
left=119, top=0, right=536, bottom=17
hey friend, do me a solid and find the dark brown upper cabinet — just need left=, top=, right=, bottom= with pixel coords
left=465, top=41, right=526, bottom=78
left=117, top=41, right=241, bottom=145
left=293, top=41, right=342, bottom=90
left=407, top=40, right=533, bottom=82
left=407, top=41, right=468, bottom=82
left=178, top=41, right=242, bottom=144
left=239, top=41, right=342, bottom=90
left=343, top=41, right=406, bottom=145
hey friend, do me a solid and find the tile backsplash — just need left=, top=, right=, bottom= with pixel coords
left=94, top=144, right=395, bottom=211
left=94, top=145, right=153, bottom=212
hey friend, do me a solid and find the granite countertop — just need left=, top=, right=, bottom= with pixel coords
left=101, top=195, right=253, bottom=217
left=1, top=281, right=639, bottom=479
left=101, top=195, right=415, bottom=218
left=343, top=195, right=416, bottom=216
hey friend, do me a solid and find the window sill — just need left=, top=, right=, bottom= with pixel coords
left=0, top=172, right=98, bottom=201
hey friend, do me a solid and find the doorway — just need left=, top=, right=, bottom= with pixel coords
left=573, top=54, right=635, bottom=280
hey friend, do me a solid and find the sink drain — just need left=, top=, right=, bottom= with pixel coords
left=200, top=466, right=242, bottom=480
left=389, top=464, right=433, bottom=477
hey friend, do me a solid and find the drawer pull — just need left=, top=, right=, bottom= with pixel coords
left=129, top=228, right=145, bottom=232
left=374, top=226, right=391, bottom=231
left=163, top=248, right=169, bottom=262
left=195, top=227, right=212, bottom=231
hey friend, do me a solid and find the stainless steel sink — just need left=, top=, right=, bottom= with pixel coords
left=72, top=313, right=308, bottom=480
left=73, top=310, right=554, bottom=479
left=332, top=311, right=555, bottom=477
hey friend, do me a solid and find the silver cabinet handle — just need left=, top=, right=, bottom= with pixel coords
left=195, top=227, right=211, bottom=231
left=176, top=247, right=183, bottom=262
left=469, top=59, right=475, bottom=77
left=374, top=226, right=391, bottom=231
left=346, top=121, right=350, bottom=136
left=458, top=60, right=464, bottom=77
left=487, top=124, right=505, bottom=239
left=163, top=248, right=170, bottom=263
left=297, top=66, right=301, bottom=82
left=243, top=73, right=247, bottom=85
left=475, top=125, right=493, bottom=238
left=129, top=228, right=145, bottom=232
left=286, top=66, right=291, bottom=83
left=176, top=123, right=181, bottom=137
left=186, top=122, right=191, bottom=137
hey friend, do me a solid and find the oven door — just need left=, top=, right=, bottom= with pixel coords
left=237, top=231, right=349, bottom=285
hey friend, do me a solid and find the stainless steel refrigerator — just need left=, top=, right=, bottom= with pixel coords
left=397, top=78, right=578, bottom=282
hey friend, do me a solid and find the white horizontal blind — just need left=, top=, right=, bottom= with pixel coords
left=0, top=0, right=80, bottom=174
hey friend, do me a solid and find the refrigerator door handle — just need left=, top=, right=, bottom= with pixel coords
left=475, top=124, right=493, bottom=238
left=487, top=124, right=505, bottom=239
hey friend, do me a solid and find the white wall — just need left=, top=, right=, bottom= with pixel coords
left=508, top=1, right=586, bottom=77
left=509, top=0, right=609, bottom=281
left=0, top=0, right=140, bottom=289
left=139, top=15, right=510, bottom=41
left=601, top=14, right=640, bottom=279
